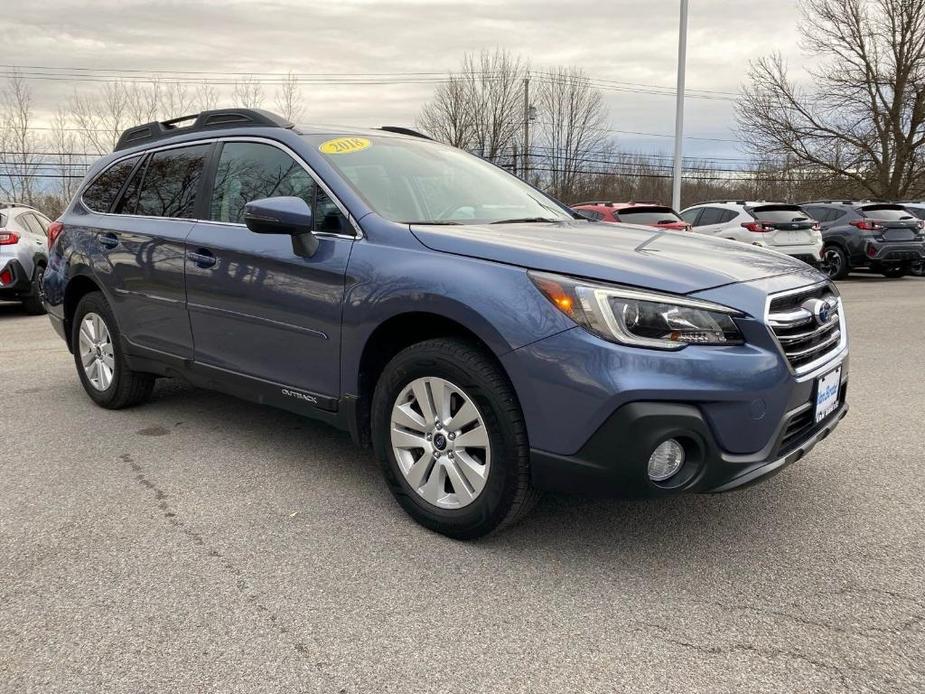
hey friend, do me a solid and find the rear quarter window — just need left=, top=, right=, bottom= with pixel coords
left=134, top=144, right=210, bottom=218
left=82, top=156, right=141, bottom=213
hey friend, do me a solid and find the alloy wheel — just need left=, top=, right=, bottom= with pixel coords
left=78, top=312, right=115, bottom=391
left=821, top=248, right=842, bottom=278
left=389, top=376, right=491, bottom=509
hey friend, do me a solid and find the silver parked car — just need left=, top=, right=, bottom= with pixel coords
left=0, top=203, right=52, bottom=314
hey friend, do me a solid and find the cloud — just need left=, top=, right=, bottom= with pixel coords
left=1, top=0, right=812, bottom=160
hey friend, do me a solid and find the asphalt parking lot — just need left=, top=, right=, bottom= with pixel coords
left=1, top=276, right=923, bottom=694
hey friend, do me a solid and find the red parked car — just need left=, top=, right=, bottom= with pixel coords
left=571, top=201, right=692, bottom=231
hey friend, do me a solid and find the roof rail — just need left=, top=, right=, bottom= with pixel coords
left=114, top=108, right=294, bottom=152
left=799, top=200, right=859, bottom=205
left=695, top=199, right=751, bottom=205
left=378, top=126, right=433, bottom=140
left=0, top=201, right=36, bottom=211
left=571, top=201, right=614, bottom=207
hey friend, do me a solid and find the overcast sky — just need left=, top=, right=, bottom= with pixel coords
left=3, top=0, right=813, bottom=164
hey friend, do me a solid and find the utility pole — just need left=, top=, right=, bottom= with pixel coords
left=672, top=0, right=689, bottom=211
left=523, top=73, right=530, bottom=183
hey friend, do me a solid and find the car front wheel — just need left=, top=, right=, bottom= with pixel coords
left=371, top=338, right=538, bottom=539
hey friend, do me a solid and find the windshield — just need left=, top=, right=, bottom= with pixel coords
left=616, top=207, right=683, bottom=225
left=310, top=134, right=573, bottom=225
left=860, top=205, right=917, bottom=221
left=750, top=205, right=810, bottom=223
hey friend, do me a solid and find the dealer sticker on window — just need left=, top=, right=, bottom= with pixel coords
left=815, top=366, right=842, bottom=424
left=319, top=137, right=371, bottom=155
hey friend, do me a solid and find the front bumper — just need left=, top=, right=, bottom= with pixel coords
left=529, top=396, right=848, bottom=497
left=502, top=294, right=849, bottom=497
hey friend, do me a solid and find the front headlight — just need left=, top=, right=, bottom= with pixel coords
left=529, top=271, right=744, bottom=350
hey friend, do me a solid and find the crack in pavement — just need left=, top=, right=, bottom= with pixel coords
left=120, top=453, right=348, bottom=691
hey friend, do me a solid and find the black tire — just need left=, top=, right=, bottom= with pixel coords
left=20, top=262, right=47, bottom=315
left=881, top=265, right=907, bottom=279
left=371, top=338, right=538, bottom=540
left=911, top=261, right=925, bottom=277
left=820, top=245, right=849, bottom=280
left=71, top=291, right=155, bottom=409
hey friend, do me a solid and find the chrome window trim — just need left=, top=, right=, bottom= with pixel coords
left=78, top=135, right=363, bottom=239
left=764, top=280, right=848, bottom=382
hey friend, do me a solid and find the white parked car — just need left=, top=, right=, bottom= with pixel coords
left=0, top=202, right=51, bottom=314
left=679, top=201, right=823, bottom=265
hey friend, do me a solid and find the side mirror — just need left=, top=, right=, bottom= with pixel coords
left=243, top=196, right=318, bottom=257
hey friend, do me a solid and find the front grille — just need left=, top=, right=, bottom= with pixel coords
left=767, top=282, right=843, bottom=372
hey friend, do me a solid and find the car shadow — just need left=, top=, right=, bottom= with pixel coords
left=139, top=377, right=807, bottom=564
left=0, top=302, right=29, bottom=317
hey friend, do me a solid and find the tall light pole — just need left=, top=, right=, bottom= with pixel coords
left=523, top=72, right=531, bottom=182
left=672, top=0, right=689, bottom=211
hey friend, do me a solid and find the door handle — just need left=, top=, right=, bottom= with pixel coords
left=99, top=232, right=119, bottom=249
left=188, top=248, right=217, bottom=269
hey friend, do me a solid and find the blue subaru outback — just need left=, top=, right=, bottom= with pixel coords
left=43, top=109, right=849, bottom=539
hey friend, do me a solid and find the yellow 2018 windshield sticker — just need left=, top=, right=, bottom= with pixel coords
left=319, top=137, right=371, bottom=155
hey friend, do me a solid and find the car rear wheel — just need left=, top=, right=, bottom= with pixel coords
left=72, top=292, right=155, bottom=409
left=371, top=338, right=538, bottom=539
left=20, top=262, right=47, bottom=315
left=911, top=261, right=925, bottom=277
left=820, top=245, right=849, bottom=280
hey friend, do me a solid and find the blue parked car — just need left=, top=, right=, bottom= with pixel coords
left=43, top=109, right=849, bottom=539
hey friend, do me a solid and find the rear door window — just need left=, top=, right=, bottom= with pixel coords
left=20, top=213, right=46, bottom=237
left=696, top=207, right=728, bottom=226
left=82, top=155, right=141, bottom=213
left=680, top=209, right=701, bottom=225
left=134, top=144, right=211, bottom=218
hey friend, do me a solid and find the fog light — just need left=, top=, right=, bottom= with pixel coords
left=648, top=439, right=685, bottom=481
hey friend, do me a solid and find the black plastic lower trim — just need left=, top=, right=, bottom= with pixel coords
left=530, top=399, right=849, bottom=498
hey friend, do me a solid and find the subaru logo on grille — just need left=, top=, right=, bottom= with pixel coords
left=803, top=298, right=833, bottom=326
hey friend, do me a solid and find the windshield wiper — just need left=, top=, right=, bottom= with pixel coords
left=490, top=217, right=561, bottom=224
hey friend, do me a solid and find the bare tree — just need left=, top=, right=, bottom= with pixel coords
left=274, top=71, right=304, bottom=121
left=738, top=0, right=925, bottom=199
left=233, top=75, right=264, bottom=108
left=418, top=49, right=526, bottom=162
left=534, top=67, right=607, bottom=200
left=160, top=80, right=196, bottom=118
left=0, top=73, right=41, bottom=203
left=418, top=74, right=473, bottom=148
left=69, top=82, right=131, bottom=154
left=50, top=105, right=82, bottom=204
left=195, top=83, right=219, bottom=112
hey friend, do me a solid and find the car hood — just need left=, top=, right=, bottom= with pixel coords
left=410, top=220, right=818, bottom=295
